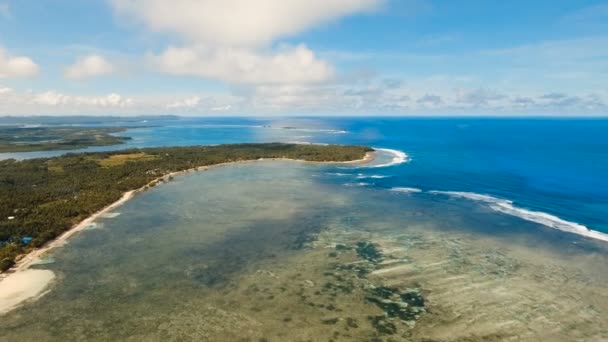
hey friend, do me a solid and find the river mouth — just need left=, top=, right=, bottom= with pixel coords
left=1, top=161, right=607, bottom=341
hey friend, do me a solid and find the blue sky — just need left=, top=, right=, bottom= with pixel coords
left=0, top=0, right=607, bottom=116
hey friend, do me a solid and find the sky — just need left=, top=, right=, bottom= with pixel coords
left=0, top=0, right=607, bottom=116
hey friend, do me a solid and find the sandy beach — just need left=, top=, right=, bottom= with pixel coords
left=0, top=151, right=375, bottom=315
left=0, top=269, right=55, bottom=315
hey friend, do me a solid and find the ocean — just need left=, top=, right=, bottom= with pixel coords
left=3, top=117, right=607, bottom=240
left=1, top=117, right=608, bottom=340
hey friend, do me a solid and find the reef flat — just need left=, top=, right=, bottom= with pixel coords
left=0, top=160, right=606, bottom=341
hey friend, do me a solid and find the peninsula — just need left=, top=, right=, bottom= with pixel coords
left=0, top=126, right=132, bottom=153
left=0, top=143, right=373, bottom=272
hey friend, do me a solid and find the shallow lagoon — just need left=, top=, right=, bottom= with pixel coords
left=1, top=161, right=607, bottom=341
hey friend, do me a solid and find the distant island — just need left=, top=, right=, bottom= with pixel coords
left=0, top=126, right=132, bottom=152
left=0, top=115, right=178, bottom=126
left=0, top=143, right=373, bottom=271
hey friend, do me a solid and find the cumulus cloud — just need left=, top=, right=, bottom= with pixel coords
left=166, top=96, right=201, bottom=109
left=228, top=78, right=607, bottom=115
left=151, top=44, right=333, bottom=84
left=211, top=104, right=232, bottom=112
left=111, top=0, right=384, bottom=47
left=417, top=94, right=442, bottom=106
left=540, top=92, right=567, bottom=100
left=0, top=48, right=40, bottom=78
left=111, top=0, right=380, bottom=84
left=34, top=91, right=132, bottom=107
left=512, top=97, right=536, bottom=107
left=65, top=55, right=115, bottom=80
left=0, top=87, right=245, bottom=115
left=1, top=82, right=605, bottom=115
left=535, top=93, right=605, bottom=111
left=455, top=88, right=506, bottom=107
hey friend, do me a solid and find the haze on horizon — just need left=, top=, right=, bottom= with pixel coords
left=0, top=0, right=607, bottom=116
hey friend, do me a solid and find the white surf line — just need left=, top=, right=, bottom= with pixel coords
left=429, top=190, right=608, bottom=243
left=356, top=174, right=389, bottom=179
left=369, top=148, right=410, bottom=168
left=390, top=187, right=423, bottom=194
left=344, top=182, right=371, bottom=187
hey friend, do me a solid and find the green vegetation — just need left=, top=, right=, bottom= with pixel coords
left=0, top=143, right=372, bottom=271
left=95, top=152, right=158, bottom=167
left=0, top=126, right=132, bottom=152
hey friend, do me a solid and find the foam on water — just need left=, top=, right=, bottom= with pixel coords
left=326, top=172, right=350, bottom=176
left=184, top=124, right=265, bottom=128
left=359, top=148, right=409, bottom=168
left=275, top=127, right=348, bottom=134
left=30, top=257, right=56, bottom=266
left=429, top=191, right=608, bottom=243
left=100, top=212, right=121, bottom=219
left=390, top=187, right=423, bottom=194
left=356, top=174, right=389, bottom=179
left=344, top=182, right=371, bottom=187
left=82, top=223, right=100, bottom=230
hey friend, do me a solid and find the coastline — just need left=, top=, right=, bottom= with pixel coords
left=0, top=151, right=375, bottom=315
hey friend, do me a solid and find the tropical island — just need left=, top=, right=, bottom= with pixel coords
left=0, top=126, right=134, bottom=153
left=0, top=115, right=177, bottom=126
left=0, top=143, right=373, bottom=272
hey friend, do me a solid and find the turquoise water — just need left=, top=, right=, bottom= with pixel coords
left=3, top=117, right=607, bottom=240
left=1, top=159, right=607, bottom=340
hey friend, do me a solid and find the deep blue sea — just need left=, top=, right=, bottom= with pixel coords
left=2, top=117, right=607, bottom=240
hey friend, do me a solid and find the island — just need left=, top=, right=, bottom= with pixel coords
left=0, top=115, right=177, bottom=126
left=0, top=143, right=374, bottom=271
left=0, top=126, right=134, bottom=153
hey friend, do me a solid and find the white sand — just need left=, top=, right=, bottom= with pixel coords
left=0, top=269, right=55, bottom=315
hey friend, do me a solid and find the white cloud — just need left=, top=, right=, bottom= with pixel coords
left=65, top=55, right=115, bottom=80
left=151, top=44, right=333, bottom=84
left=111, top=0, right=380, bottom=84
left=0, top=88, right=242, bottom=115
left=226, top=79, right=608, bottom=115
left=111, top=0, right=384, bottom=47
left=34, top=91, right=132, bottom=108
left=0, top=84, right=605, bottom=116
left=211, top=105, right=232, bottom=112
left=0, top=48, right=40, bottom=78
left=166, top=96, right=200, bottom=109
left=417, top=94, right=442, bottom=106
left=454, top=88, right=506, bottom=107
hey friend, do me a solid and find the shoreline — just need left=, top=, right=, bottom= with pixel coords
left=0, top=151, right=375, bottom=315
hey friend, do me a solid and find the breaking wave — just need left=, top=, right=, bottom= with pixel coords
left=360, top=148, right=409, bottom=168
left=390, top=187, right=423, bottom=194
left=356, top=174, right=389, bottom=179
left=326, top=172, right=350, bottom=176
left=429, top=191, right=608, bottom=243
left=344, top=182, right=371, bottom=187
